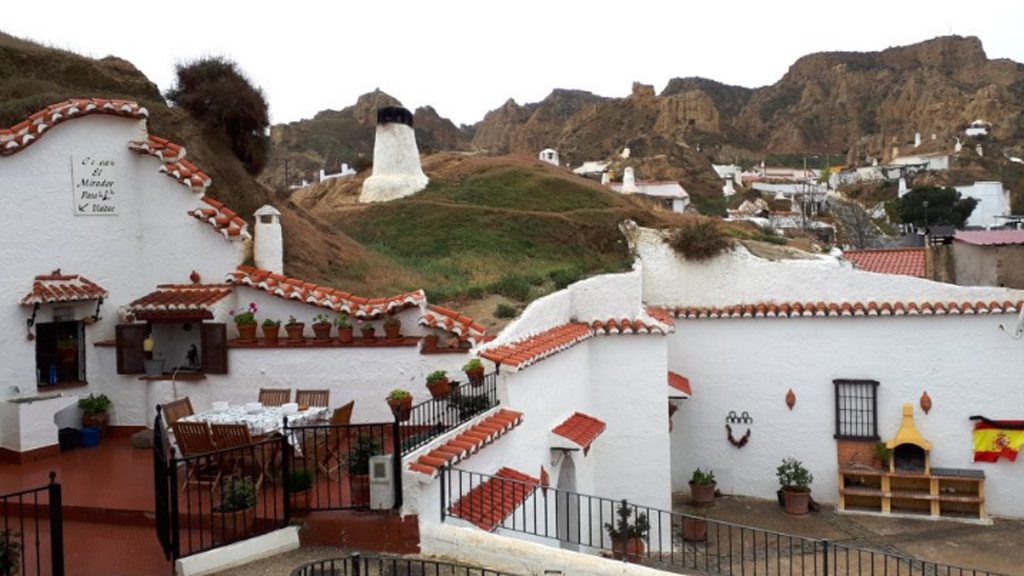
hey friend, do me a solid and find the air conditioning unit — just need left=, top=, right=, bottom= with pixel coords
left=369, top=454, right=394, bottom=510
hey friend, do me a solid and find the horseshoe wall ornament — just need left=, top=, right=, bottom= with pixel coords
left=726, top=411, right=753, bottom=448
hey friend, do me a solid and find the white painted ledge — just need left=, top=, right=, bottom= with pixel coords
left=174, top=526, right=300, bottom=576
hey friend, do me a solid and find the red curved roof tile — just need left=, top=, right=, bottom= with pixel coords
left=669, top=300, right=1024, bottom=320
left=21, top=272, right=108, bottom=305
left=552, top=412, right=606, bottom=453
left=419, top=304, right=487, bottom=345
left=409, top=409, right=524, bottom=477
left=843, top=248, right=926, bottom=278
left=447, top=467, right=539, bottom=532
left=480, top=323, right=594, bottom=370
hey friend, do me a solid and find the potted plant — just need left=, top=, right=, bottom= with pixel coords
left=78, top=393, right=112, bottom=437
left=386, top=389, right=413, bottom=421
left=689, top=468, right=717, bottom=505
left=604, top=500, right=650, bottom=561
left=312, top=313, right=333, bottom=342
left=0, top=530, right=20, bottom=576
left=56, top=336, right=78, bottom=364
left=336, top=313, right=354, bottom=344
left=382, top=315, right=402, bottom=340
left=285, top=467, right=314, bottom=510
left=872, top=441, right=892, bottom=469
left=346, top=435, right=382, bottom=507
left=261, top=318, right=281, bottom=345
left=422, top=333, right=439, bottom=352
left=231, top=302, right=258, bottom=342
left=212, top=476, right=258, bottom=543
left=462, top=358, right=485, bottom=387
left=426, top=370, right=452, bottom=399
left=285, top=316, right=305, bottom=343
left=358, top=318, right=376, bottom=342
left=777, top=457, right=814, bottom=515
left=681, top=512, right=708, bottom=542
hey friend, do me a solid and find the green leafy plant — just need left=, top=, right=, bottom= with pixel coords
left=777, top=458, right=813, bottom=492
left=261, top=318, right=280, bottom=328
left=489, top=273, right=532, bottom=301
left=286, top=315, right=300, bottom=326
left=873, top=442, right=892, bottom=462
left=77, top=394, right=111, bottom=416
left=387, top=389, right=411, bottom=402
left=449, top=393, right=492, bottom=418
left=494, top=303, right=517, bottom=319
left=604, top=500, right=650, bottom=540
left=313, top=312, right=332, bottom=325
left=213, top=477, right=257, bottom=512
left=0, top=530, right=20, bottom=576
left=346, top=435, right=383, bottom=475
left=231, top=302, right=258, bottom=326
left=690, top=468, right=716, bottom=486
left=462, top=358, right=483, bottom=372
left=668, top=219, right=733, bottom=261
left=426, top=370, right=448, bottom=384
left=335, top=314, right=352, bottom=329
left=284, top=468, right=314, bottom=494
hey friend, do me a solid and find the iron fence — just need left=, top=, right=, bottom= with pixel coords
left=399, top=372, right=500, bottom=454
left=290, top=552, right=516, bottom=576
left=440, top=467, right=1006, bottom=576
left=0, top=472, right=64, bottom=576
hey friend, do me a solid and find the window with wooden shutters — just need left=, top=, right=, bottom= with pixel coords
left=833, top=379, right=879, bottom=440
left=115, top=324, right=147, bottom=374
left=201, top=323, right=228, bottom=374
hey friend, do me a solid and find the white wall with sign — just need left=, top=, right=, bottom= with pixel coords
left=71, top=155, right=118, bottom=215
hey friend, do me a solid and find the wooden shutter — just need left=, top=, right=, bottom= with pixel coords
left=201, top=323, right=228, bottom=374
left=115, top=324, right=147, bottom=374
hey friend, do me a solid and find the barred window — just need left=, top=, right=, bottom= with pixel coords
left=833, top=379, right=879, bottom=440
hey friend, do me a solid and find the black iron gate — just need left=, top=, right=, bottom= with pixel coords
left=0, top=472, right=65, bottom=576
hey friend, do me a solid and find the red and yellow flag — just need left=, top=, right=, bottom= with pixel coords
left=972, top=417, right=1024, bottom=462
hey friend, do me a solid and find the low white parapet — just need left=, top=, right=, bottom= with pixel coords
left=174, top=526, right=300, bottom=576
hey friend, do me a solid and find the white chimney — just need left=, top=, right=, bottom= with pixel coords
left=253, top=205, right=283, bottom=274
left=621, top=167, right=639, bottom=194
left=359, top=107, right=429, bottom=203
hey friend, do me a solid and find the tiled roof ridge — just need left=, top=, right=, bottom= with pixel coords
left=129, top=285, right=233, bottom=311
left=407, top=408, right=524, bottom=478
left=227, top=265, right=428, bottom=319
left=130, top=134, right=213, bottom=192
left=1, top=98, right=148, bottom=156
left=420, top=304, right=488, bottom=345
left=670, top=299, right=1024, bottom=319
left=189, top=196, right=250, bottom=240
left=21, top=272, right=109, bottom=306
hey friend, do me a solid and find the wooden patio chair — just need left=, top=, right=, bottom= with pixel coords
left=259, top=388, right=291, bottom=407
left=318, top=401, right=354, bottom=477
left=162, top=397, right=194, bottom=425
left=211, top=424, right=264, bottom=485
left=171, top=421, right=219, bottom=491
left=296, top=389, right=330, bottom=408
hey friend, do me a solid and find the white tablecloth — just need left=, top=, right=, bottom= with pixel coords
left=181, top=405, right=328, bottom=438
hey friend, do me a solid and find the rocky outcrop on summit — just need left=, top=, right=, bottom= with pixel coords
left=471, top=89, right=608, bottom=154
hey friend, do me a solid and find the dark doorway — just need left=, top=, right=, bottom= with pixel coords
left=36, top=321, right=84, bottom=386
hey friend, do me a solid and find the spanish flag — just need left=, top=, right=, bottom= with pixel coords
left=971, top=416, right=1024, bottom=462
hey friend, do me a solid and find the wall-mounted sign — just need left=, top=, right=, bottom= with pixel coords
left=71, top=156, right=118, bottom=215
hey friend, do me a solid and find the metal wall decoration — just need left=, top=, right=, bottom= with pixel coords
left=785, top=389, right=796, bottom=410
left=920, top=391, right=932, bottom=414
left=726, top=411, right=753, bottom=448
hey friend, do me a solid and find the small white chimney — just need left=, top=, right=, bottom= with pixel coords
left=621, top=167, right=639, bottom=194
left=253, top=205, right=283, bottom=274
left=359, top=107, right=429, bottom=203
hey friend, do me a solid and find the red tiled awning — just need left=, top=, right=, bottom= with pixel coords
left=668, top=371, right=691, bottom=398
left=843, top=248, right=925, bottom=278
left=21, top=272, right=108, bottom=305
left=129, top=284, right=233, bottom=320
left=408, top=409, right=524, bottom=477
left=448, top=467, right=539, bottom=532
left=551, top=412, right=606, bottom=455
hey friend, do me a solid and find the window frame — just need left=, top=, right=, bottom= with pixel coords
left=36, top=320, right=86, bottom=388
left=833, top=378, right=880, bottom=441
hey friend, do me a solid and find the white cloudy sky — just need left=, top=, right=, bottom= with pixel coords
left=4, top=1, right=1022, bottom=126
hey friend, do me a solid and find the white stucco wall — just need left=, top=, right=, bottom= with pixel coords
left=955, top=181, right=1011, bottom=229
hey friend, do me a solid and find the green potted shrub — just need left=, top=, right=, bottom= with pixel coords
left=346, top=435, right=383, bottom=506
left=0, top=530, right=20, bottom=576
left=285, top=467, right=314, bottom=510
left=212, top=476, right=258, bottom=543
left=261, top=318, right=281, bottom=345
left=357, top=318, right=376, bottom=342
left=426, top=370, right=452, bottom=399
left=689, top=468, right=716, bottom=505
left=462, top=358, right=485, bottom=386
left=382, top=315, right=402, bottom=340
left=872, top=441, right=892, bottom=469
left=232, top=302, right=258, bottom=342
left=386, top=389, right=413, bottom=421
left=604, top=500, right=650, bottom=561
left=78, top=393, right=112, bottom=437
left=777, top=458, right=813, bottom=515
left=335, top=313, right=354, bottom=344
left=285, top=315, right=305, bottom=343
left=312, top=312, right=333, bottom=342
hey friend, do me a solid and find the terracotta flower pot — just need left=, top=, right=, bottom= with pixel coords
left=360, top=327, right=376, bottom=342
left=427, top=378, right=451, bottom=399
left=312, top=322, right=332, bottom=342
left=211, top=507, right=255, bottom=544
left=237, top=323, right=258, bottom=343
left=465, top=367, right=485, bottom=387
left=262, top=324, right=280, bottom=345
left=285, top=323, right=305, bottom=343
left=611, top=537, right=646, bottom=561
left=682, top=518, right=708, bottom=542
left=384, top=323, right=401, bottom=341
left=690, top=481, right=716, bottom=506
left=422, top=334, right=438, bottom=351
left=338, top=327, right=354, bottom=344
left=782, top=489, right=810, bottom=515
left=388, top=397, right=413, bottom=421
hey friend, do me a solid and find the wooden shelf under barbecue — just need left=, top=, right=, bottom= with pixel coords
left=838, top=467, right=986, bottom=520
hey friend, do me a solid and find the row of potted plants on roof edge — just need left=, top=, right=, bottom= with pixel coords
left=230, top=302, right=405, bottom=344
left=385, top=359, right=487, bottom=421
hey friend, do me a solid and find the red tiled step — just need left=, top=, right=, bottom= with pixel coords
left=448, top=467, right=539, bottom=532
left=408, top=409, right=523, bottom=477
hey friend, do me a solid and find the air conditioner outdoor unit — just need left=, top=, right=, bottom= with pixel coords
left=369, top=454, right=394, bottom=510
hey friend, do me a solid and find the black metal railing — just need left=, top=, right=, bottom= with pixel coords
left=290, top=551, right=516, bottom=576
left=0, top=472, right=64, bottom=576
left=400, top=372, right=499, bottom=453
left=440, top=467, right=1006, bottom=576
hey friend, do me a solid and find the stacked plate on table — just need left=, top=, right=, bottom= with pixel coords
left=282, top=402, right=299, bottom=415
left=245, top=402, right=263, bottom=414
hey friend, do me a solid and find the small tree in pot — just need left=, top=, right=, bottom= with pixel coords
left=78, top=393, right=112, bottom=437
left=261, top=318, right=281, bottom=344
left=605, top=500, right=650, bottom=561
left=689, top=467, right=716, bottom=505
left=285, top=316, right=305, bottom=343
left=462, top=358, right=485, bottom=387
left=312, top=313, right=333, bottom=342
left=386, top=389, right=413, bottom=422
left=0, top=530, right=20, bottom=576
left=212, top=476, right=257, bottom=543
left=777, top=458, right=813, bottom=515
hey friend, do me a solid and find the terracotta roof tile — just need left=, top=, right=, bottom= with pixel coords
left=551, top=412, right=606, bottom=453
left=227, top=265, right=427, bottom=319
left=129, top=284, right=233, bottom=314
left=843, top=248, right=926, bottom=278
left=954, top=230, right=1024, bottom=246
left=419, top=305, right=487, bottom=345
left=20, top=272, right=108, bottom=305
left=190, top=196, right=250, bottom=240
left=668, top=371, right=692, bottom=396
left=671, top=300, right=1024, bottom=320
left=408, top=409, right=524, bottom=477
left=1, top=99, right=148, bottom=156
left=479, top=323, right=594, bottom=370
left=448, top=467, right=539, bottom=532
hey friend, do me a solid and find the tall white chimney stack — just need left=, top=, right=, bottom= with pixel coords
left=359, top=106, right=429, bottom=203
left=253, top=205, right=283, bottom=274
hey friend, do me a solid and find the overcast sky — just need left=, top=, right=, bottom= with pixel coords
left=5, top=1, right=1022, bottom=126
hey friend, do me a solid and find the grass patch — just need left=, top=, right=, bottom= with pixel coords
left=668, top=219, right=734, bottom=261
left=494, top=303, right=518, bottom=319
